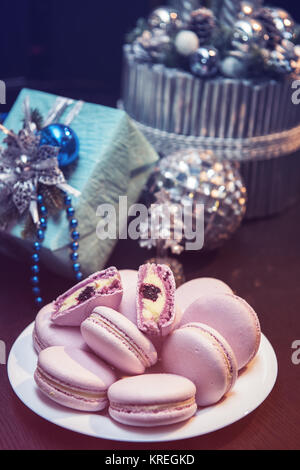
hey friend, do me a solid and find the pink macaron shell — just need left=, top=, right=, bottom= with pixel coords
left=80, top=307, right=158, bottom=375
left=175, top=277, right=233, bottom=315
left=117, top=269, right=138, bottom=324
left=34, top=346, right=117, bottom=412
left=180, top=293, right=261, bottom=370
left=32, top=303, right=89, bottom=353
left=108, top=374, right=197, bottom=427
left=161, top=323, right=238, bottom=407
left=51, top=267, right=123, bottom=326
left=34, top=369, right=109, bottom=412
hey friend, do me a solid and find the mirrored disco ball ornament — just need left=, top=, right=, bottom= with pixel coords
left=39, top=123, right=79, bottom=168
left=142, top=149, right=247, bottom=252
left=189, top=46, right=219, bottom=77
left=233, top=18, right=267, bottom=46
left=148, top=7, right=183, bottom=33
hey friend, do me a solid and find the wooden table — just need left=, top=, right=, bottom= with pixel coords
left=1, top=198, right=300, bottom=450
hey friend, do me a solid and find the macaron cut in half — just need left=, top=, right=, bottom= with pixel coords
left=108, top=374, right=197, bottom=427
left=34, top=346, right=117, bottom=412
left=137, top=263, right=176, bottom=336
left=51, top=267, right=123, bottom=326
left=180, top=293, right=261, bottom=370
left=33, top=303, right=88, bottom=353
left=161, top=323, right=238, bottom=407
left=80, top=307, right=158, bottom=375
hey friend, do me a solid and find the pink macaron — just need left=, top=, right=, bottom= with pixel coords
left=136, top=263, right=177, bottom=337
left=108, top=374, right=197, bottom=427
left=34, top=346, right=117, bottom=411
left=33, top=303, right=89, bottom=353
left=161, top=323, right=238, bottom=407
left=180, top=293, right=261, bottom=369
left=80, top=307, right=158, bottom=375
left=175, top=277, right=233, bottom=314
left=51, top=267, right=123, bottom=326
left=117, top=269, right=138, bottom=324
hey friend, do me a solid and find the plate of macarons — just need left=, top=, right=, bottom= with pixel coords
left=8, top=264, right=278, bottom=442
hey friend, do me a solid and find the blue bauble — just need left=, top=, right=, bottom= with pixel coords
left=39, top=123, right=79, bottom=168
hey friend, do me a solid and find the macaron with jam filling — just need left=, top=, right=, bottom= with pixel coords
left=51, top=267, right=123, bottom=326
left=161, top=323, right=238, bottom=407
left=136, top=263, right=177, bottom=337
left=34, top=346, right=117, bottom=411
left=33, top=303, right=88, bottom=353
left=180, top=293, right=261, bottom=369
left=108, top=374, right=197, bottom=427
left=80, top=306, right=158, bottom=375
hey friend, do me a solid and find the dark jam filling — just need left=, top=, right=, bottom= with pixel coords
left=140, top=283, right=161, bottom=302
left=77, top=285, right=96, bottom=303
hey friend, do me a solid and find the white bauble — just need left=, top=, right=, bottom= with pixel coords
left=175, top=30, right=199, bottom=56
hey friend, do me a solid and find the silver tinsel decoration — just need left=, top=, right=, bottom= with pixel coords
left=139, top=149, right=247, bottom=252
left=267, top=39, right=298, bottom=75
left=268, top=7, right=295, bottom=42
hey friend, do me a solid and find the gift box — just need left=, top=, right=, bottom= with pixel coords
left=0, top=88, right=158, bottom=277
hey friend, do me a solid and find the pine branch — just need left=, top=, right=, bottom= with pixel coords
left=38, top=184, right=65, bottom=215
left=21, top=213, right=36, bottom=239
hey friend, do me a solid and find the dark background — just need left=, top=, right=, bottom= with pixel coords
left=1, top=0, right=300, bottom=110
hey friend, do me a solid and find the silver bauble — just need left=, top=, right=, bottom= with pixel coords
left=268, top=7, right=295, bottom=41
left=148, top=7, right=183, bottom=33
left=189, top=46, right=219, bottom=78
left=143, top=149, right=247, bottom=251
left=219, top=52, right=248, bottom=78
left=233, top=18, right=267, bottom=46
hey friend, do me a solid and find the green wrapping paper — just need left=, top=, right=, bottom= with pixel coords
left=0, top=88, right=158, bottom=277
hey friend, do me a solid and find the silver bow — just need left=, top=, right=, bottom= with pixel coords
left=0, top=123, right=80, bottom=224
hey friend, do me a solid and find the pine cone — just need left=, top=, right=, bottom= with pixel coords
left=189, top=8, right=216, bottom=45
left=267, top=43, right=295, bottom=75
left=253, top=8, right=281, bottom=49
left=137, top=29, right=172, bottom=63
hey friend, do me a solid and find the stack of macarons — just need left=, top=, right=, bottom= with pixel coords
left=33, top=263, right=261, bottom=427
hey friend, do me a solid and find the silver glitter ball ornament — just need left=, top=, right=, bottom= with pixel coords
left=233, top=18, right=267, bottom=46
left=268, top=7, right=295, bottom=41
left=144, top=149, right=247, bottom=251
left=189, top=46, right=219, bottom=78
left=148, top=7, right=183, bottom=34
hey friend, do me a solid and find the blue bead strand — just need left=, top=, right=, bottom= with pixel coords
left=64, top=194, right=82, bottom=282
left=31, top=194, right=48, bottom=306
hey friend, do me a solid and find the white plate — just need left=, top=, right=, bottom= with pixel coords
left=7, top=322, right=278, bottom=443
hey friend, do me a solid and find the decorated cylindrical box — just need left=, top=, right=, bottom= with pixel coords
left=120, top=45, right=300, bottom=219
left=119, top=1, right=300, bottom=219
